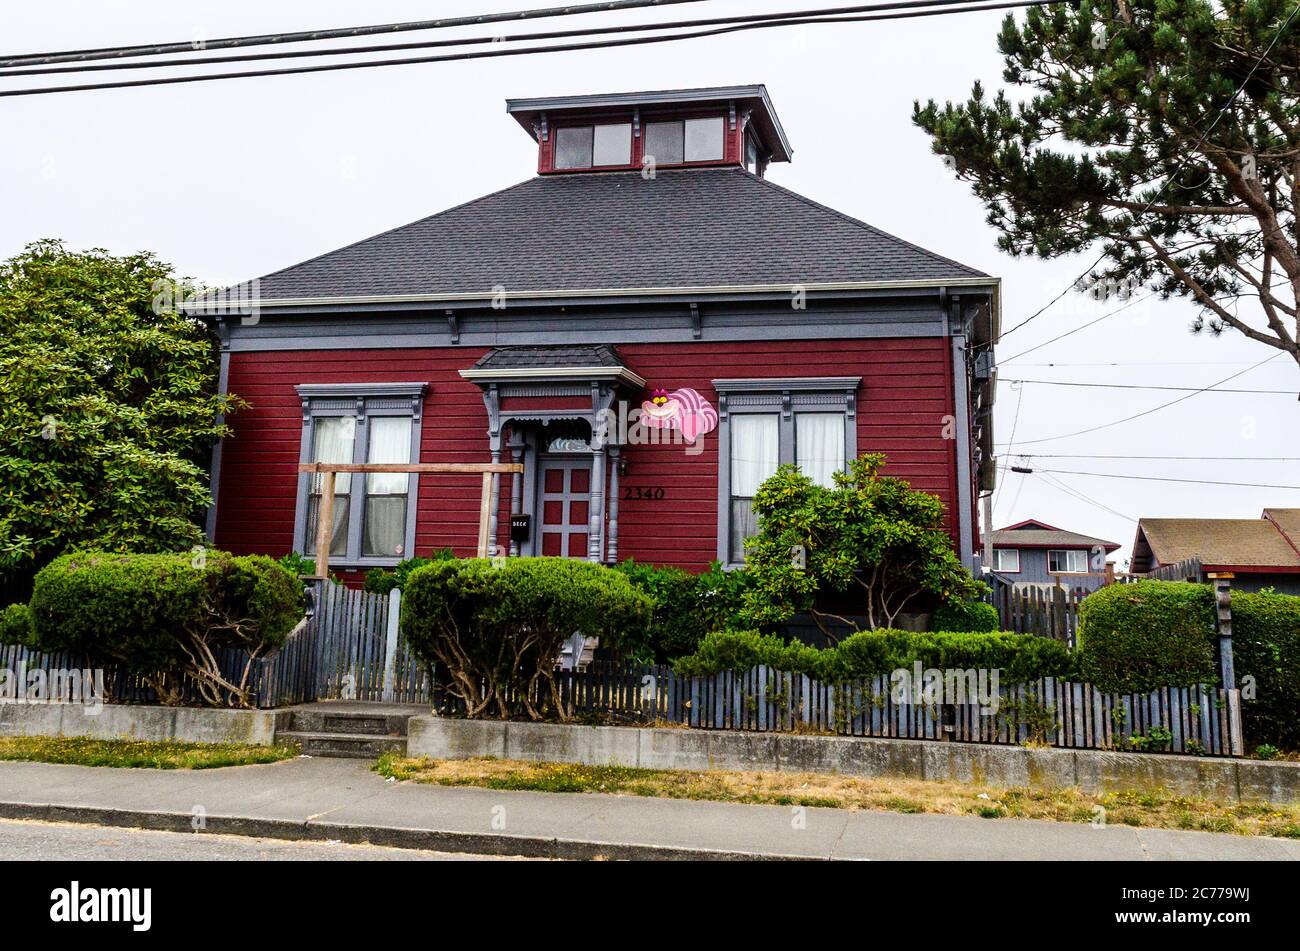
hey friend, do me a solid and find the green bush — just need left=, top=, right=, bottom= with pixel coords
left=674, top=627, right=1073, bottom=684
left=1233, top=590, right=1300, bottom=750
left=932, top=600, right=999, bottom=633
left=0, top=603, right=34, bottom=648
left=611, top=559, right=753, bottom=661
left=1075, top=581, right=1216, bottom=692
left=401, top=557, right=653, bottom=720
left=25, top=551, right=304, bottom=706
left=672, top=629, right=824, bottom=678
left=363, top=550, right=454, bottom=595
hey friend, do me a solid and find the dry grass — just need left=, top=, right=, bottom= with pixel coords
left=375, top=754, right=1300, bottom=838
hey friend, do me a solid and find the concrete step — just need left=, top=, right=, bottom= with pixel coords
left=287, top=711, right=411, bottom=737
left=279, top=731, right=407, bottom=759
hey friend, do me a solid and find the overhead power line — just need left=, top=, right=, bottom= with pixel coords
left=1003, top=378, right=1296, bottom=395
left=0, top=0, right=710, bottom=68
left=1035, top=468, right=1300, bottom=491
left=0, top=1, right=1055, bottom=97
left=0, top=0, right=1033, bottom=78
left=997, top=453, right=1300, bottom=461
left=997, top=292, right=1152, bottom=364
left=1007, top=351, right=1285, bottom=446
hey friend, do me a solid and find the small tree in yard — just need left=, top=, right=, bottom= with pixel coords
left=401, top=558, right=653, bottom=720
left=0, top=240, right=240, bottom=603
left=739, top=454, right=987, bottom=638
left=15, top=551, right=305, bottom=707
left=914, top=2, right=1300, bottom=374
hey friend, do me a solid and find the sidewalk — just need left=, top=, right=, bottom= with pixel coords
left=0, top=758, right=1295, bottom=860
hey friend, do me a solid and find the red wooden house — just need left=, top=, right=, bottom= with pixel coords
left=198, top=85, right=999, bottom=580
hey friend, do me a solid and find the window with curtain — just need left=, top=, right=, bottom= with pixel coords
left=363, top=417, right=412, bottom=557
left=713, top=377, right=859, bottom=565
left=729, top=414, right=779, bottom=563
left=796, top=413, right=845, bottom=488
left=305, top=416, right=354, bottom=557
left=295, top=383, right=424, bottom=566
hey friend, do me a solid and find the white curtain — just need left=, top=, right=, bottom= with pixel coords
left=306, top=417, right=354, bottom=555
left=796, top=413, right=845, bottom=488
left=729, top=414, right=779, bottom=561
left=364, top=417, right=411, bottom=557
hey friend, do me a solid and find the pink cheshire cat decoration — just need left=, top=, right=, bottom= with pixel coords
left=640, top=387, right=719, bottom=443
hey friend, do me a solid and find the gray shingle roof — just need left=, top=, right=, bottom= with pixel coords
left=991, top=528, right=1120, bottom=551
left=251, top=167, right=987, bottom=301
left=473, top=344, right=624, bottom=370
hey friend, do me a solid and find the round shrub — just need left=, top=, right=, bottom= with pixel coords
left=932, top=600, right=999, bottom=632
left=401, top=557, right=653, bottom=720
left=1232, top=590, right=1300, bottom=750
left=26, top=551, right=304, bottom=706
left=1075, top=581, right=1216, bottom=692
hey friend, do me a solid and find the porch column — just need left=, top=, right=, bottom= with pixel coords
left=588, top=446, right=606, bottom=563
left=606, top=445, right=621, bottom=564
left=508, top=432, right=525, bottom=557
left=489, top=449, right=502, bottom=556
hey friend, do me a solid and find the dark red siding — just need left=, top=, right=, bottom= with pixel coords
left=215, top=338, right=959, bottom=572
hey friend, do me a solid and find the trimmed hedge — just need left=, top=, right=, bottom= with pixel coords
left=1075, top=581, right=1216, bottom=692
left=22, top=551, right=304, bottom=706
left=674, top=627, right=1073, bottom=684
left=931, top=600, right=1000, bottom=633
left=1233, top=590, right=1300, bottom=750
left=612, top=559, right=753, bottom=662
left=402, top=557, right=653, bottom=719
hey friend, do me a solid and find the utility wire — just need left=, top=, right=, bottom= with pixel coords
left=998, top=453, right=1300, bottom=461
left=1035, top=471, right=1136, bottom=522
left=0, top=1, right=1054, bottom=97
left=997, top=292, right=1153, bottom=364
left=0, top=0, right=711, bottom=68
left=0, top=0, right=1034, bottom=78
left=1002, top=378, right=1295, bottom=395
left=1007, top=351, right=1285, bottom=445
left=1036, top=468, right=1300, bottom=491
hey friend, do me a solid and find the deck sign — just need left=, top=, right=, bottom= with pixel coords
left=49, top=882, right=151, bottom=931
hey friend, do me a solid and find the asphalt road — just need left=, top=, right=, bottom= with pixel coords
left=0, top=818, right=524, bottom=861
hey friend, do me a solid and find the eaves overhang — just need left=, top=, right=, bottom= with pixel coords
left=188, top=277, right=1001, bottom=317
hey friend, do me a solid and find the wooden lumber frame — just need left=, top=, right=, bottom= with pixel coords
left=298, top=462, right=525, bottom=577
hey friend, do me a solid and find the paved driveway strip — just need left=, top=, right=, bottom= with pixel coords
left=0, top=758, right=1295, bottom=860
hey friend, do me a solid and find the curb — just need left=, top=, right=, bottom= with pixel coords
left=0, top=801, right=813, bottom=862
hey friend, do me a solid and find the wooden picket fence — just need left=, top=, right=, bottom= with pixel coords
left=434, top=661, right=1244, bottom=757
left=993, top=584, right=1082, bottom=646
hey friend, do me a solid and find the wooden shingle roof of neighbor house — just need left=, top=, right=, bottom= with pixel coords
left=243, top=167, right=990, bottom=303
left=990, top=519, right=1120, bottom=553
left=1132, top=514, right=1300, bottom=572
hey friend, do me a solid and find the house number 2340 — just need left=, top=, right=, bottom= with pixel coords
left=623, top=486, right=666, bottom=501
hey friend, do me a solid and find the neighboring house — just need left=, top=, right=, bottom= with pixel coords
left=196, top=85, right=999, bottom=580
left=988, top=519, right=1120, bottom=593
left=1130, top=509, right=1300, bottom=595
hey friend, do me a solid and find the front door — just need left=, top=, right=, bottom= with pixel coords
left=537, top=456, right=591, bottom=558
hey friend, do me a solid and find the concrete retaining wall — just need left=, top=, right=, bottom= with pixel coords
left=408, top=716, right=1300, bottom=805
left=0, top=702, right=280, bottom=746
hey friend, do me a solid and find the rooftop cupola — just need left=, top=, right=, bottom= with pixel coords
left=506, top=84, right=792, bottom=177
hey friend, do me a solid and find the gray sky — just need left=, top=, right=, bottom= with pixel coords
left=4, top=1, right=1297, bottom=565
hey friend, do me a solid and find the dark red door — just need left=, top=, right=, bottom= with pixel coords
left=538, top=457, right=591, bottom=558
